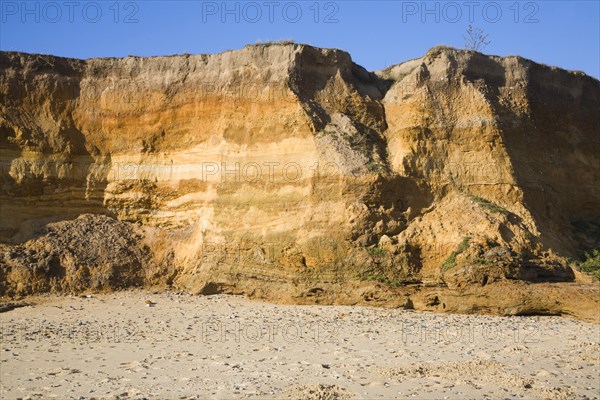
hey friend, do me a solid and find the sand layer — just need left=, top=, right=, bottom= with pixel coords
left=1, top=292, right=598, bottom=399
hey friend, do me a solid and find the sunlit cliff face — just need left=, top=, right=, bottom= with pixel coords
left=1, top=44, right=599, bottom=320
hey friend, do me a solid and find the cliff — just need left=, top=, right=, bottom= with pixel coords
left=1, top=44, right=598, bottom=321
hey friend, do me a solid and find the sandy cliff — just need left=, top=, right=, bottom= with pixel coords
left=1, top=44, right=598, bottom=321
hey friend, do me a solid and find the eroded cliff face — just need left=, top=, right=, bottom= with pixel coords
left=1, top=44, right=598, bottom=321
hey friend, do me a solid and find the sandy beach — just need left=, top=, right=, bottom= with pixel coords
left=1, top=291, right=598, bottom=399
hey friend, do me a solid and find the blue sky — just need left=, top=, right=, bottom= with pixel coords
left=1, top=1, right=598, bottom=78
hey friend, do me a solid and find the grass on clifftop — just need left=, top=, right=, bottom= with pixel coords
left=441, top=236, right=471, bottom=271
left=469, top=195, right=510, bottom=215
left=253, top=39, right=295, bottom=46
left=578, top=250, right=600, bottom=280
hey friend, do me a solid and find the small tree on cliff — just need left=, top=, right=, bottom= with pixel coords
left=463, top=25, right=491, bottom=52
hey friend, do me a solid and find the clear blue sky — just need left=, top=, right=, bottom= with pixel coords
left=1, top=1, right=598, bottom=78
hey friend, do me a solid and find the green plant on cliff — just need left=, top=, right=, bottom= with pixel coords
left=441, top=253, right=458, bottom=271
left=473, top=257, right=493, bottom=266
left=441, top=236, right=472, bottom=271
left=578, top=250, right=600, bottom=280
left=366, top=246, right=387, bottom=257
left=469, top=195, right=509, bottom=215
left=366, top=161, right=383, bottom=174
left=358, top=272, right=402, bottom=287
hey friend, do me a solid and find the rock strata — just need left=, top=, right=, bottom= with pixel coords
left=1, top=44, right=598, bottom=321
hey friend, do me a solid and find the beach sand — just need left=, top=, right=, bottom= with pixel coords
left=1, top=291, right=598, bottom=399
